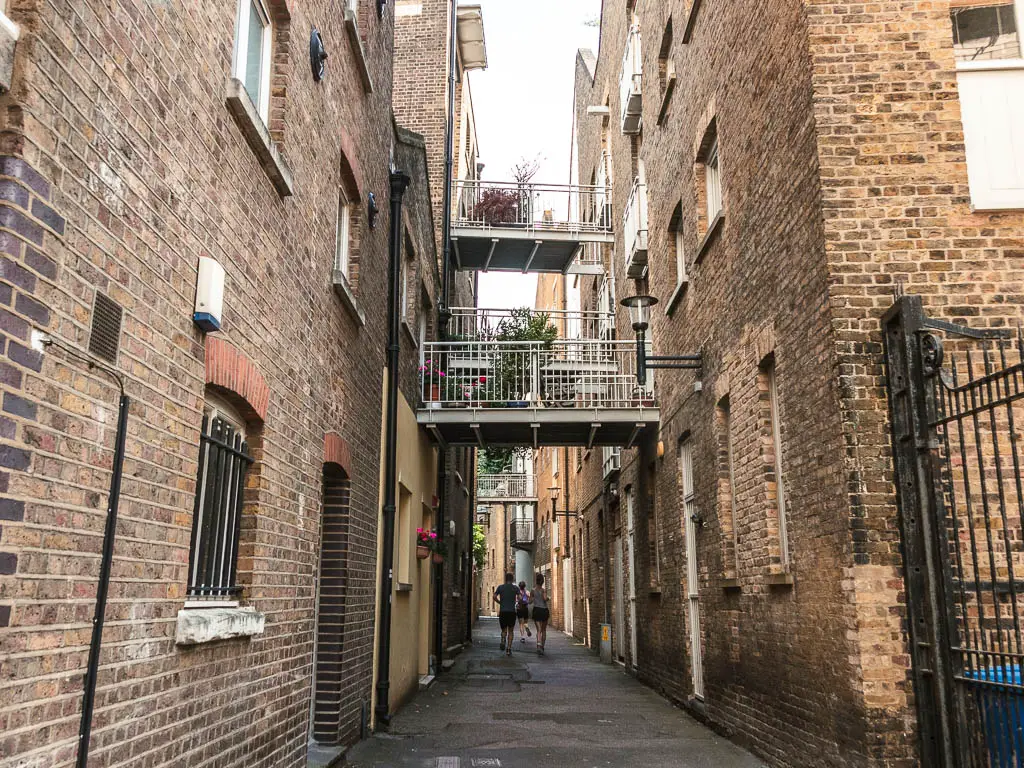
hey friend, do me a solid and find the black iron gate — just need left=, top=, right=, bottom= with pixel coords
left=884, top=295, right=1024, bottom=767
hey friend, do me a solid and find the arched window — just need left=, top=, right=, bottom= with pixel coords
left=187, top=392, right=254, bottom=599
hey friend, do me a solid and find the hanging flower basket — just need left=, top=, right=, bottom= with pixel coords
left=417, top=527, right=449, bottom=563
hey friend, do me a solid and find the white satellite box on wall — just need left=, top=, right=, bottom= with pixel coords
left=194, top=256, right=225, bottom=332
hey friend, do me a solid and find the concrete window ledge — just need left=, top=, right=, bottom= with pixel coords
left=175, top=605, right=266, bottom=646
left=0, top=13, right=19, bottom=93
left=332, top=272, right=367, bottom=326
left=766, top=572, right=795, bottom=588
left=224, top=78, right=295, bottom=198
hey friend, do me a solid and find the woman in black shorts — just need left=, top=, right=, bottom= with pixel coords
left=516, top=581, right=532, bottom=644
left=531, top=573, right=550, bottom=655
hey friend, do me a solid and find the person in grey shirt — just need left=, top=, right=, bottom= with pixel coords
left=493, top=572, right=520, bottom=655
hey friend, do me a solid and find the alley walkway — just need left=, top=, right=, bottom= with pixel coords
left=345, top=619, right=765, bottom=768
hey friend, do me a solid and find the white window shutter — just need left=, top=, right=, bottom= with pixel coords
left=958, top=68, right=1024, bottom=210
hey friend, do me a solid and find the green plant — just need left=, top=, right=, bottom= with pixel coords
left=490, top=308, right=558, bottom=403
left=473, top=524, right=487, bottom=571
left=478, top=447, right=530, bottom=474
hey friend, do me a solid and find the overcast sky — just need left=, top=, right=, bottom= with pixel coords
left=469, top=0, right=601, bottom=309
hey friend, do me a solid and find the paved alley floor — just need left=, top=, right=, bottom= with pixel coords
left=344, top=618, right=765, bottom=768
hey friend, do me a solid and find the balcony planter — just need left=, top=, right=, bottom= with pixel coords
left=427, top=383, right=442, bottom=409
left=506, top=400, right=529, bottom=408
left=431, top=552, right=444, bottom=565
left=416, top=545, right=430, bottom=560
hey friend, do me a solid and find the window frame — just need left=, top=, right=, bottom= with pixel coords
left=335, top=186, right=353, bottom=281
left=763, top=358, right=790, bottom=567
left=233, top=0, right=273, bottom=122
left=950, top=1, right=1023, bottom=66
left=187, top=394, right=253, bottom=601
left=704, top=137, right=722, bottom=222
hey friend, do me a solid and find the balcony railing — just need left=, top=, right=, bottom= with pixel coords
left=620, top=25, right=643, bottom=134
left=453, top=180, right=613, bottom=235
left=477, top=473, right=537, bottom=500
left=420, top=339, right=654, bottom=410
left=603, top=446, right=621, bottom=478
left=623, top=178, right=649, bottom=278
left=448, top=307, right=615, bottom=342
left=511, top=520, right=536, bottom=548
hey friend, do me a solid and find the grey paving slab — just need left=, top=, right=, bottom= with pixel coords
left=344, top=619, right=766, bottom=768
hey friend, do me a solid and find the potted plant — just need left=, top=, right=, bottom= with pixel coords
left=474, top=187, right=521, bottom=226
left=419, top=359, right=447, bottom=408
left=493, top=308, right=558, bottom=407
left=416, top=528, right=448, bottom=564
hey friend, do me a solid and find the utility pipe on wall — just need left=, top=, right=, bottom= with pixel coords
left=440, top=0, right=458, bottom=315
left=374, top=169, right=411, bottom=728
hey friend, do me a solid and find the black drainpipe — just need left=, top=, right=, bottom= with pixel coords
left=374, top=169, right=411, bottom=728
left=466, top=450, right=475, bottom=641
left=433, top=450, right=446, bottom=673
left=439, top=0, right=458, bottom=319
left=38, top=336, right=130, bottom=768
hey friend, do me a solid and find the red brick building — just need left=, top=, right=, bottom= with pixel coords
left=538, top=0, right=1024, bottom=766
left=0, top=1, right=461, bottom=766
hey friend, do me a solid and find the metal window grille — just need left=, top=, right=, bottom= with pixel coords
left=187, top=414, right=253, bottom=598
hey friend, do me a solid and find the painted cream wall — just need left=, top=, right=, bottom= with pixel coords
left=389, top=390, right=439, bottom=710
left=371, top=376, right=439, bottom=721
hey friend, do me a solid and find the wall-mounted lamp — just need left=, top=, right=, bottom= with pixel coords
left=309, top=28, right=328, bottom=81
left=548, top=485, right=578, bottom=519
left=621, top=294, right=702, bottom=386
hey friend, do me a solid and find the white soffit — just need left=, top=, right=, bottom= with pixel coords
left=456, top=4, right=487, bottom=71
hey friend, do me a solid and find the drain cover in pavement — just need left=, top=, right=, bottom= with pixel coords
left=434, top=759, right=459, bottom=768
left=472, top=760, right=502, bottom=767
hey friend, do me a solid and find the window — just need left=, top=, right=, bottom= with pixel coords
left=705, top=138, right=722, bottom=222
left=952, top=2, right=1020, bottom=62
left=760, top=356, right=790, bottom=567
left=552, top=449, right=558, bottom=476
left=233, top=0, right=273, bottom=120
left=335, top=187, right=353, bottom=280
left=716, top=399, right=739, bottom=577
left=950, top=1, right=1024, bottom=209
left=187, top=396, right=254, bottom=598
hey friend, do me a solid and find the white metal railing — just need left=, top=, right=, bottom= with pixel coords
left=447, top=307, right=615, bottom=342
left=576, top=242, right=605, bottom=271
left=419, top=339, right=655, bottom=409
left=623, top=177, right=649, bottom=278
left=603, top=446, right=621, bottom=477
left=620, top=25, right=643, bottom=133
left=453, top=180, right=613, bottom=235
left=477, top=473, right=538, bottom=500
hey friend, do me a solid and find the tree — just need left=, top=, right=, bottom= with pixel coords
left=473, top=524, right=487, bottom=571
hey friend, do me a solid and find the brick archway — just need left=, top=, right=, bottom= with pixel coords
left=205, top=337, right=270, bottom=422
left=323, top=432, right=353, bottom=476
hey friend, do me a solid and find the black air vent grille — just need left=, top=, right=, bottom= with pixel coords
left=88, top=292, right=123, bottom=364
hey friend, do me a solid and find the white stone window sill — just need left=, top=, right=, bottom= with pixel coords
left=402, top=318, right=419, bottom=347
left=665, top=279, right=688, bottom=316
left=956, top=59, right=1024, bottom=73
left=224, top=78, right=295, bottom=198
left=175, top=605, right=266, bottom=646
left=344, top=8, right=374, bottom=93
left=333, top=271, right=367, bottom=326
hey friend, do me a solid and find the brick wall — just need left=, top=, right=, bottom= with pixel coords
left=0, top=1, right=399, bottom=765
left=561, top=0, right=1024, bottom=764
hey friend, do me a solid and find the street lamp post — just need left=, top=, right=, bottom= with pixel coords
left=620, top=295, right=702, bottom=386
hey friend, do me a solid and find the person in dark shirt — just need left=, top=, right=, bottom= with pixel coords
left=493, top=572, right=520, bottom=655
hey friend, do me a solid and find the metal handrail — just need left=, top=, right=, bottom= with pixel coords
left=477, top=473, right=538, bottom=499
left=419, top=339, right=655, bottom=410
left=452, top=180, right=613, bottom=234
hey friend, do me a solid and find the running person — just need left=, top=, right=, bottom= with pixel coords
left=516, top=581, right=532, bottom=644
left=531, top=573, right=549, bottom=655
left=493, top=573, right=520, bottom=656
